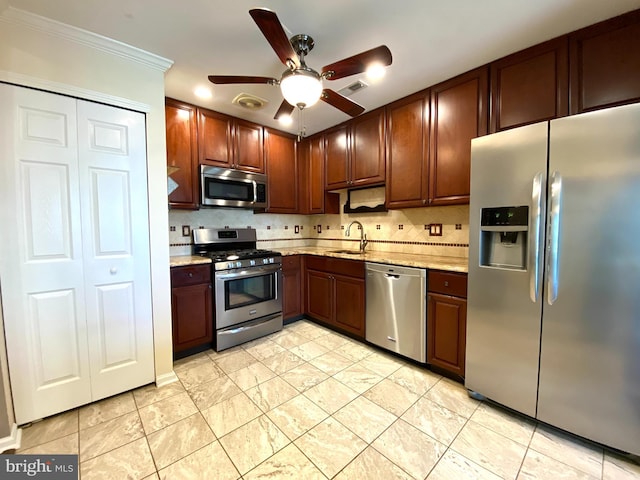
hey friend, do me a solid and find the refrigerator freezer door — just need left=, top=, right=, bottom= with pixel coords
left=538, top=103, right=640, bottom=455
left=466, top=122, right=548, bottom=417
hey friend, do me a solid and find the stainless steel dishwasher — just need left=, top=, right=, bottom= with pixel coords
left=365, top=262, right=427, bottom=363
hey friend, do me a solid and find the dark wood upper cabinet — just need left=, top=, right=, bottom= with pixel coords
left=325, top=108, right=385, bottom=190
left=198, top=107, right=264, bottom=173
left=324, top=125, right=350, bottom=189
left=298, top=135, right=340, bottom=214
left=385, top=91, right=430, bottom=209
left=490, top=37, right=569, bottom=133
left=265, top=128, right=297, bottom=213
left=429, top=67, right=488, bottom=206
left=234, top=119, right=265, bottom=173
left=197, top=107, right=233, bottom=168
left=570, top=9, right=640, bottom=114
left=166, top=98, right=199, bottom=209
left=350, top=108, right=386, bottom=188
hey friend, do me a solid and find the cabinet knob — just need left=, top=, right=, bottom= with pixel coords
left=444, top=281, right=449, bottom=287
left=188, top=272, right=193, bottom=278
left=110, top=267, right=117, bottom=274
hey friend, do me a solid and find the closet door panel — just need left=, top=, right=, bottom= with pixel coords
left=0, top=84, right=91, bottom=425
left=77, top=100, right=154, bottom=400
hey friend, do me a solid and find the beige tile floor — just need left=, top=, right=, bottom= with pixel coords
left=14, top=319, right=640, bottom=479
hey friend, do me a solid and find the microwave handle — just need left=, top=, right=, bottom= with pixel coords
left=252, top=180, right=258, bottom=205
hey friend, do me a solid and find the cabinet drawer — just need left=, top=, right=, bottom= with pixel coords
left=429, top=271, right=467, bottom=298
left=171, top=264, right=211, bottom=286
left=304, top=255, right=365, bottom=278
left=282, top=255, right=300, bottom=270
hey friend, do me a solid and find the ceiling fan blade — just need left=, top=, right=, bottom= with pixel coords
left=249, top=8, right=300, bottom=68
left=208, top=75, right=278, bottom=85
left=321, top=89, right=365, bottom=117
left=322, top=45, right=392, bottom=80
left=273, top=100, right=295, bottom=120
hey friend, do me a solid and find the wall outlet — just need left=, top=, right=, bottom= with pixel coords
left=429, top=223, right=442, bottom=236
left=182, top=225, right=191, bottom=237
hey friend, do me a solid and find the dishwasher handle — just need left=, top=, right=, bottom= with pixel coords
left=384, top=273, right=400, bottom=279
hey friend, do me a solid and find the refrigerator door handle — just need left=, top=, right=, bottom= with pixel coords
left=547, top=171, right=563, bottom=305
left=529, top=172, right=544, bottom=303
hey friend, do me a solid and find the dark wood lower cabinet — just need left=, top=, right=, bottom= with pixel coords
left=427, top=293, right=467, bottom=377
left=170, top=264, right=213, bottom=354
left=334, top=274, right=365, bottom=336
left=427, top=270, right=468, bottom=378
left=304, top=256, right=365, bottom=339
left=282, top=255, right=303, bottom=320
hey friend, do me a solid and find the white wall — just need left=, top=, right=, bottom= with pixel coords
left=0, top=7, right=176, bottom=426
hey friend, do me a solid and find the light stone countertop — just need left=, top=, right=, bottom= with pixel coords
left=169, top=255, right=212, bottom=268
left=170, top=249, right=468, bottom=273
left=276, top=247, right=468, bottom=273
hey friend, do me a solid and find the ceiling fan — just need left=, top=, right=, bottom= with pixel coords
left=208, top=8, right=392, bottom=121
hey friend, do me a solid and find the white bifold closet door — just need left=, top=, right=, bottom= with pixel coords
left=0, top=83, right=154, bottom=425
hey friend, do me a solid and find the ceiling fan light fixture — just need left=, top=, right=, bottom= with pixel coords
left=280, top=68, right=322, bottom=109
left=365, top=63, right=386, bottom=81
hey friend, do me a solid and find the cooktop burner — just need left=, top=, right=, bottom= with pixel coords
left=203, top=248, right=279, bottom=262
left=192, top=228, right=281, bottom=271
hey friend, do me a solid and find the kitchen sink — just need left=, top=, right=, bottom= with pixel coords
left=329, top=249, right=365, bottom=255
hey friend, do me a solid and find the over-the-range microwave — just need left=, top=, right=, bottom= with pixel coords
left=200, top=165, right=267, bottom=209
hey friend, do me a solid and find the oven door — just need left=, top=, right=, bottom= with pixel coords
left=214, top=264, right=282, bottom=329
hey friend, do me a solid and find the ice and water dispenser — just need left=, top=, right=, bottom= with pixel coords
left=479, top=206, right=528, bottom=270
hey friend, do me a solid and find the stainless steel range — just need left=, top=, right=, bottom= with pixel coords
left=192, top=228, right=282, bottom=351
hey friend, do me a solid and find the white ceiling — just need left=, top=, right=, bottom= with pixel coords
left=8, top=0, right=640, bottom=135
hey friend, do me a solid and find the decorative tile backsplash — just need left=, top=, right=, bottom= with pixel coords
left=168, top=187, right=469, bottom=258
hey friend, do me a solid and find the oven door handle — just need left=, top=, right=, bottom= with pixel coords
left=215, top=264, right=281, bottom=280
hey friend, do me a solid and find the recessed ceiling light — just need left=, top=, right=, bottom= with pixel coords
left=278, top=114, right=293, bottom=126
left=366, top=63, right=386, bottom=81
left=194, top=86, right=212, bottom=99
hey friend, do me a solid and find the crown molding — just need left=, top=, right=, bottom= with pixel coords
left=0, top=71, right=152, bottom=112
left=1, top=7, right=173, bottom=73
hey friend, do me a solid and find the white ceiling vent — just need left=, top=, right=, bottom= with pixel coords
left=232, top=93, right=268, bottom=110
left=338, top=80, right=368, bottom=97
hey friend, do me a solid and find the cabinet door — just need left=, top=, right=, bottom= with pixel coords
left=309, top=135, right=326, bottom=213
left=171, top=283, right=213, bottom=353
left=569, top=10, right=640, bottom=114
left=429, top=67, right=488, bottom=206
left=198, top=107, right=233, bottom=167
left=265, top=129, right=298, bottom=213
left=427, top=293, right=467, bottom=377
left=306, top=269, right=333, bottom=324
left=350, top=108, right=386, bottom=187
left=282, top=256, right=302, bottom=320
left=325, top=125, right=350, bottom=190
left=490, top=37, right=569, bottom=133
left=234, top=119, right=264, bottom=173
left=334, top=274, right=365, bottom=338
left=386, top=92, right=430, bottom=209
left=166, top=98, right=199, bottom=208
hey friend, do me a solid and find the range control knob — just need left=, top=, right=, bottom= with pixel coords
left=262, top=258, right=269, bottom=264
left=227, top=262, right=234, bottom=269
left=249, top=260, right=256, bottom=266
left=268, top=258, right=275, bottom=264
left=235, top=261, right=242, bottom=268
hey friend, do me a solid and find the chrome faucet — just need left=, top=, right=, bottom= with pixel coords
left=346, top=220, right=368, bottom=252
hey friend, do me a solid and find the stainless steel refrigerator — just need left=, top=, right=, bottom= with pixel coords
left=466, top=102, right=640, bottom=455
